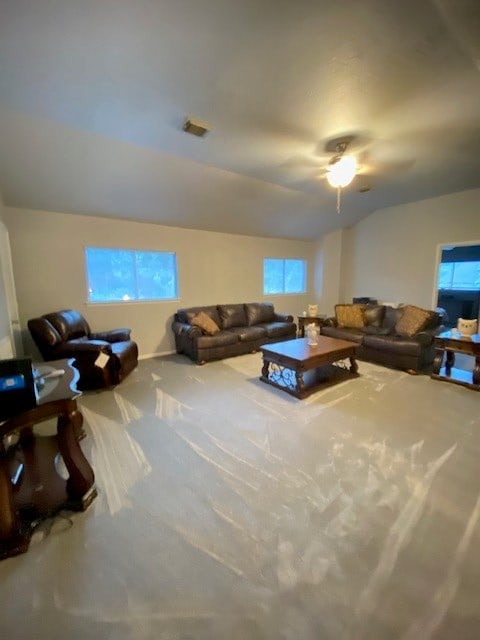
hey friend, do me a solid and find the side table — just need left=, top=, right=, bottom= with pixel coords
left=431, top=330, right=480, bottom=391
left=0, top=359, right=97, bottom=560
left=297, top=315, right=327, bottom=338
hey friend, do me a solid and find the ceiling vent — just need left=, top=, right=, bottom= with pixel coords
left=182, top=117, right=210, bottom=137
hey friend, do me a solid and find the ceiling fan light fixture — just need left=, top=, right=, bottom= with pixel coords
left=326, top=155, right=357, bottom=188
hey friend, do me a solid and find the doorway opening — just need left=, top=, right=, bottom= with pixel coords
left=434, top=242, right=480, bottom=329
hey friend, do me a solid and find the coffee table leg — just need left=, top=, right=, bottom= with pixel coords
left=349, top=357, right=358, bottom=374
left=295, top=371, right=305, bottom=395
left=261, top=358, right=270, bottom=380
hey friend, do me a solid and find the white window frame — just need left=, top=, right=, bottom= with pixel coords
left=84, top=246, right=179, bottom=304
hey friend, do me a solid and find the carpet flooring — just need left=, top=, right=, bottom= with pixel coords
left=1, top=353, right=479, bottom=639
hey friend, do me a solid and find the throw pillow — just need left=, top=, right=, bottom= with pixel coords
left=191, top=311, right=220, bottom=336
left=395, top=305, right=432, bottom=337
left=335, top=304, right=366, bottom=329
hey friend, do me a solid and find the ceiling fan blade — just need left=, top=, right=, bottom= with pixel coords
left=280, top=154, right=325, bottom=169
left=357, top=158, right=415, bottom=177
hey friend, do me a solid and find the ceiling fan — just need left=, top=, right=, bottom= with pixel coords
left=282, top=133, right=414, bottom=213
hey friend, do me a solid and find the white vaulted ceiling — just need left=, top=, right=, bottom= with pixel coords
left=0, top=0, right=479, bottom=239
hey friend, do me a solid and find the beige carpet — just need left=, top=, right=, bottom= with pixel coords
left=1, top=353, right=479, bottom=639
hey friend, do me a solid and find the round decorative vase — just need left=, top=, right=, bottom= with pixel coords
left=308, top=304, right=318, bottom=317
left=456, top=318, right=478, bottom=337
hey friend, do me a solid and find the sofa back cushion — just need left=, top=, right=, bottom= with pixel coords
left=44, top=309, right=90, bottom=341
left=395, top=305, right=434, bottom=337
left=190, top=311, right=220, bottom=336
left=382, top=306, right=403, bottom=331
left=245, top=302, right=275, bottom=326
left=218, top=304, right=247, bottom=329
left=335, top=304, right=366, bottom=329
left=177, top=306, right=222, bottom=328
left=364, top=304, right=386, bottom=328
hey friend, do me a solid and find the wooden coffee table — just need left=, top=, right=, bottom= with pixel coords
left=260, top=336, right=359, bottom=399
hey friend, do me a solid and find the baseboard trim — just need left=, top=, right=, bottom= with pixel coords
left=138, top=350, right=176, bottom=361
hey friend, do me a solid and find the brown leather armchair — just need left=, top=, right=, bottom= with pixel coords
left=28, top=309, right=138, bottom=390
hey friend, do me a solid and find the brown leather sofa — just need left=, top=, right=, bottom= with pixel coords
left=28, top=309, right=138, bottom=390
left=321, top=304, right=447, bottom=373
left=172, top=302, right=296, bottom=364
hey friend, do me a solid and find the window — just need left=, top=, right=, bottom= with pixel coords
left=263, top=258, right=306, bottom=294
left=438, top=261, right=480, bottom=291
left=85, top=247, right=178, bottom=303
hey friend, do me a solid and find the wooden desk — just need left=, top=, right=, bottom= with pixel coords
left=431, top=331, right=480, bottom=391
left=0, top=359, right=97, bottom=560
left=297, top=315, right=327, bottom=338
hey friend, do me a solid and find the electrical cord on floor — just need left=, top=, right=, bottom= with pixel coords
left=31, top=511, right=75, bottom=540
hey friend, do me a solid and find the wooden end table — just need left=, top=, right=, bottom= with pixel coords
left=431, top=330, right=480, bottom=391
left=0, top=359, right=97, bottom=560
left=297, top=315, right=327, bottom=338
left=260, top=336, right=359, bottom=399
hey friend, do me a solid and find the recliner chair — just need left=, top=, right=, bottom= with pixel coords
left=28, top=309, right=138, bottom=390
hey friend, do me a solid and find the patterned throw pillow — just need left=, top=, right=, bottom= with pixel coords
left=191, top=311, right=220, bottom=336
left=335, top=304, right=366, bottom=328
left=395, top=305, right=432, bottom=337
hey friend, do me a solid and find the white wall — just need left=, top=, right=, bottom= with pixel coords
left=342, top=188, right=480, bottom=309
left=313, top=228, right=348, bottom=317
left=0, top=191, right=14, bottom=358
left=4, top=207, right=316, bottom=358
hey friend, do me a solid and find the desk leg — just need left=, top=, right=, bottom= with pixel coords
left=57, top=408, right=96, bottom=511
left=0, top=457, right=29, bottom=559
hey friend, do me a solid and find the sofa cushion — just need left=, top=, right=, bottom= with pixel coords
left=335, top=304, right=366, bottom=329
left=196, top=332, right=238, bottom=348
left=245, top=302, right=275, bottom=326
left=191, top=311, right=220, bottom=336
left=321, top=325, right=365, bottom=343
left=177, top=306, right=222, bottom=328
left=361, top=325, right=391, bottom=336
left=224, top=326, right=268, bottom=342
left=395, top=305, right=433, bottom=337
left=364, top=305, right=386, bottom=328
left=218, top=304, right=247, bottom=329
left=261, top=322, right=296, bottom=339
left=362, top=334, right=423, bottom=356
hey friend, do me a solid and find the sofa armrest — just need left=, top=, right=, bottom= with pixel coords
left=90, top=328, right=131, bottom=343
left=54, top=339, right=113, bottom=356
left=324, top=317, right=338, bottom=327
left=171, top=320, right=202, bottom=338
left=412, top=331, right=436, bottom=346
left=273, top=312, right=294, bottom=323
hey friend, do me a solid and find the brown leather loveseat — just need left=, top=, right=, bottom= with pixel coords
left=321, top=303, right=447, bottom=373
left=28, top=309, right=138, bottom=390
left=172, top=302, right=296, bottom=364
